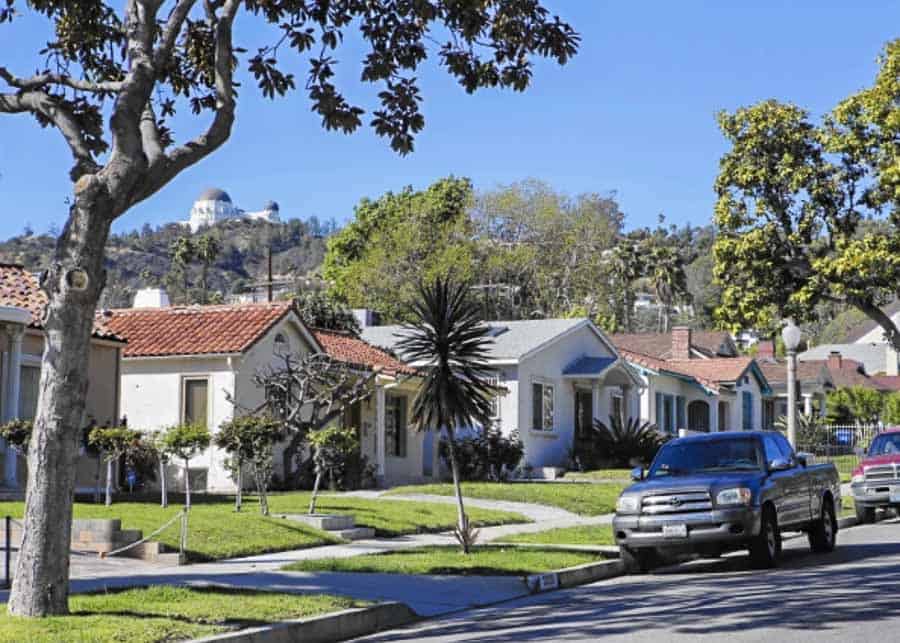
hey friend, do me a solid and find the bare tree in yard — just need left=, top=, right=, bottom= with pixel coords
left=254, top=353, right=377, bottom=514
left=396, top=277, right=499, bottom=553
left=0, top=1, right=578, bottom=616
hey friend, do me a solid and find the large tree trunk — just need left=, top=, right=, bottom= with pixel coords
left=9, top=197, right=111, bottom=616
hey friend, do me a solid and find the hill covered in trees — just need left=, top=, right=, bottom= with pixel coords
left=0, top=217, right=331, bottom=308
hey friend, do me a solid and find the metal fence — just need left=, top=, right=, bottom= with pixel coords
left=798, top=423, right=883, bottom=482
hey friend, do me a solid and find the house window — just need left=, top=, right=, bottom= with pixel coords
left=343, top=401, right=363, bottom=441
left=742, top=391, right=754, bottom=431
left=385, top=394, right=407, bottom=457
left=718, top=401, right=729, bottom=431
left=488, top=374, right=501, bottom=424
left=274, top=332, right=289, bottom=355
left=183, top=378, right=209, bottom=428
left=655, top=392, right=675, bottom=434
left=19, top=365, right=40, bottom=421
left=532, top=382, right=554, bottom=431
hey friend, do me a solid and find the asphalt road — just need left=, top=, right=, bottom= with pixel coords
left=356, top=517, right=900, bottom=642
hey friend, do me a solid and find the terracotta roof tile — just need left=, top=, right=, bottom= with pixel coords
left=611, top=330, right=734, bottom=359
left=103, top=301, right=295, bottom=357
left=0, top=263, right=123, bottom=341
left=617, top=347, right=720, bottom=391
left=666, top=357, right=755, bottom=385
left=757, top=358, right=830, bottom=385
left=312, top=329, right=415, bottom=376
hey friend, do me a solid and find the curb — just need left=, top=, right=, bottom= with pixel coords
left=191, top=602, right=418, bottom=643
left=525, top=559, right=626, bottom=593
left=838, top=515, right=859, bottom=529
left=484, top=542, right=620, bottom=556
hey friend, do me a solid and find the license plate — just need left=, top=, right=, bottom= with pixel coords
left=662, top=524, right=688, bottom=538
left=890, top=487, right=900, bottom=503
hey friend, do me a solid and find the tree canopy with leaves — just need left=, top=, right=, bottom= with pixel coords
left=713, top=40, right=899, bottom=347
left=0, top=0, right=578, bottom=616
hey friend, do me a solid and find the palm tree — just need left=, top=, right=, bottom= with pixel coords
left=397, top=277, right=498, bottom=553
left=646, top=242, right=689, bottom=333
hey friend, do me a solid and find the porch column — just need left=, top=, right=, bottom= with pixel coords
left=4, top=325, right=23, bottom=487
left=375, top=384, right=386, bottom=483
left=591, top=380, right=602, bottom=422
left=709, top=399, right=719, bottom=433
left=802, top=393, right=812, bottom=417
left=621, top=385, right=632, bottom=423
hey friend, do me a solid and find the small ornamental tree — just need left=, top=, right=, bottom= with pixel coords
left=215, top=414, right=284, bottom=515
left=0, top=419, right=33, bottom=456
left=88, top=426, right=143, bottom=506
left=883, top=393, right=900, bottom=426
left=306, top=425, right=359, bottom=514
left=160, top=424, right=211, bottom=509
left=149, top=431, right=171, bottom=508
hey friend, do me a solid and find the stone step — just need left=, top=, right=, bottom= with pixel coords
left=279, top=513, right=356, bottom=531
left=333, top=527, right=376, bottom=541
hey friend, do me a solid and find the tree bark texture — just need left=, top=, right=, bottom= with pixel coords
left=9, top=193, right=112, bottom=616
left=159, top=460, right=168, bottom=508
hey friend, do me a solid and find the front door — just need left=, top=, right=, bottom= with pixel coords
left=574, top=389, right=593, bottom=464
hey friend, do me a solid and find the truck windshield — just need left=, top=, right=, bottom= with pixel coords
left=868, top=433, right=900, bottom=456
left=648, top=438, right=764, bottom=478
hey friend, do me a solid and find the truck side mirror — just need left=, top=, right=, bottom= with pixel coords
left=630, top=467, right=644, bottom=481
left=768, top=458, right=792, bottom=472
left=796, top=453, right=810, bottom=467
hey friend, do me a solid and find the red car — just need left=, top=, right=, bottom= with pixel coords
left=850, top=429, right=900, bottom=523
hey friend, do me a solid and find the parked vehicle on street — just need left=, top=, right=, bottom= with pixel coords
left=613, top=431, right=841, bottom=572
left=850, top=428, right=900, bottom=523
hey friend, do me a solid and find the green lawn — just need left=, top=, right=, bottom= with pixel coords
left=386, top=482, right=624, bottom=516
left=284, top=545, right=603, bottom=576
left=496, top=524, right=615, bottom=546
left=841, top=496, right=856, bottom=518
left=0, top=585, right=360, bottom=643
left=0, top=493, right=526, bottom=562
left=563, top=469, right=632, bottom=482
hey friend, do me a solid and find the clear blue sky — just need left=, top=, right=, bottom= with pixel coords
left=1, top=1, right=898, bottom=239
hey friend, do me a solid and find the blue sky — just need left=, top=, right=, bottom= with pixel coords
left=1, top=1, right=898, bottom=239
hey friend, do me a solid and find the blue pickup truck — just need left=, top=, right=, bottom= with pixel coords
left=613, top=431, right=841, bottom=572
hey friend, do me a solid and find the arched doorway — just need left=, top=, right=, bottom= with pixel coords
left=687, top=400, right=710, bottom=432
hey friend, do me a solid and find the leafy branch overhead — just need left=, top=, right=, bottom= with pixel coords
left=713, top=39, right=900, bottom=347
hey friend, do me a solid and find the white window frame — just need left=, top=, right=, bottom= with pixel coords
left=532, top=378, right=555, bottom=432
left=488, top=373, right=502, bottom=425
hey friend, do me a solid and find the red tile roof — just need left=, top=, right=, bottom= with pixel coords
left=0, top=263, right=123, bottom=341
left=312, top=329, right=415, bottom=376
left=757, top=358, right=831, bottom=386
left=618, top=347, right=720, bottom=391
left=666, top=357, right=756, bottom=385
left=102, top=301, right=298, bottom=358
left=611, top=330, right=735, bottom=359
left=871, top=375, right=900, bottom=392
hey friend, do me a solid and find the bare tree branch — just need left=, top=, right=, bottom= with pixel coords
left=0, top=91, right=100, bottom=178
left=154, top=0, right=200, bottom=69
left=140, top=103, right=165, bottom=167
left=0, top=67, right=124, bottom=93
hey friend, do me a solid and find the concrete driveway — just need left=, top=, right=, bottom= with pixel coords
left=355, top=517, right=900, bottom=642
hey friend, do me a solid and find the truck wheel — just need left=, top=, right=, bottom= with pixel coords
left=855, top=504, right=876, bottom=524
left=749, top=506, right=781, bottom=568
left=808, top=499, right=837, bottom=553
left=620, top=546, right=660, bottom=573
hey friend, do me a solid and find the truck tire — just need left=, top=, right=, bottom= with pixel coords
left=808, top=498, right=837, bottom=553
left=749, top=506, right=781, bottom=568
left=855, top=504, right=876, bottom=524
left=620, top=546, right=660, bottom=573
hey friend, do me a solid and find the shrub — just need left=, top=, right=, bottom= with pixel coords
left=438, top=427, right=524, bottom=481
left=587, top=416, right=668, bottom=468
left=0, top=419, right=32, bottom=454
left=774, top=413, right=832, bottom=453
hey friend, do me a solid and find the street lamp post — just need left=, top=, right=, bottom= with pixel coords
left=781, top=319, right=802, bottom=449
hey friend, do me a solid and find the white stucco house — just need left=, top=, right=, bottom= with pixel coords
left=611, top=327, right=772, bottom=434
left=103, top=292, right=431, bottom=490
left=363, top=318, right=644, bottom=474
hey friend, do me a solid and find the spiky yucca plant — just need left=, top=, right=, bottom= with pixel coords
left=397, top=277, right=498, bottom=553
left=591, top=416, right=668, bottom=467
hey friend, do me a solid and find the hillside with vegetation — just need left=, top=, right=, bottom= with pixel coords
left=0, top=218, right=331, bottom=309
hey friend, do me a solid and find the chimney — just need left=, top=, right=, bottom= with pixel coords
left=827, top=351, right=842, bottom=371
left=887, top=345, right=899, bottom=377
left=133, top=287, right=170, bottom=308
left=672, top=326, right=692, bottom=361
left=757, top=340, right=775, bottom=360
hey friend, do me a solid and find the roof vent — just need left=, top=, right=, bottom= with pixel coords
left=133, top=287, right=170, bottom=308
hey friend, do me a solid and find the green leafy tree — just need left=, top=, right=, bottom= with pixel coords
left=323, top=177, right=478, bottom=322
left=214, top=414, right=284, bottom=515
left=0, top=419, right=33, bottom=456
left=0, top=0, right=578, bottom=617
left=645, top=236, right=691, bottom=334
left=306, top=425, right=359, bottom=514
left=883, top=393, right=900, bottom=426
left=87, top=426, right=143, bottom=506
left=160, top=424, right=211, bottom=510
left=168, top=237, right=196, bottom=305
left=294, top=290, right=360, bottom=333
left=396, top=277, right=499, bottom=553
left=826, top=387, right=885, bottom=425
left=195, top=235, right=221, bottom=304
left=713, top=40, right=900, bottom=345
